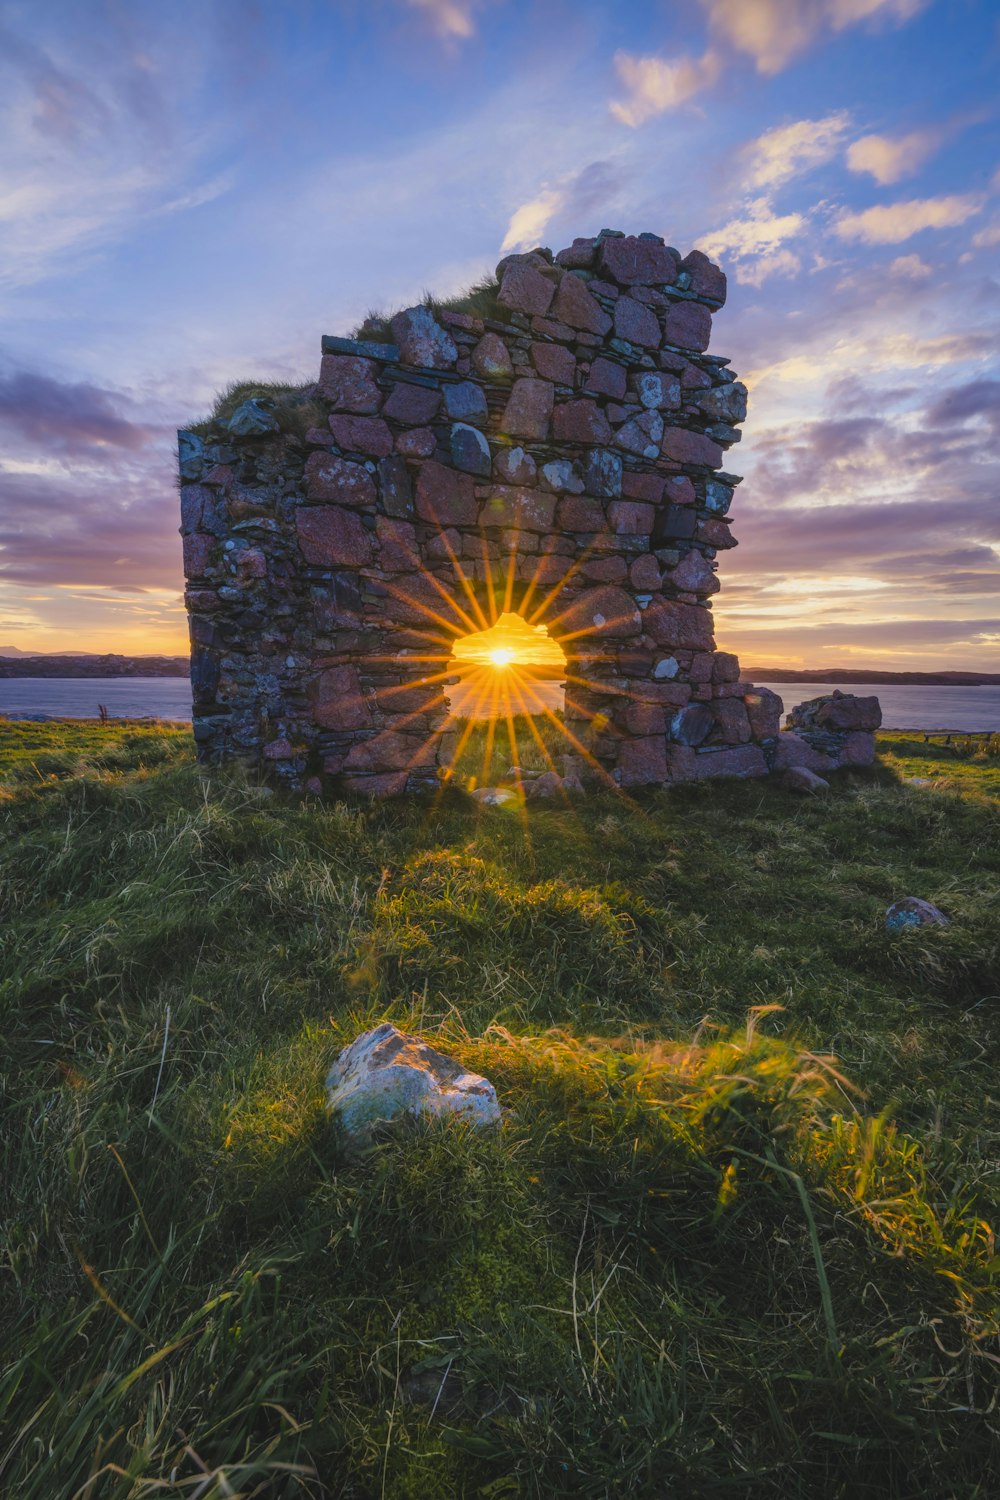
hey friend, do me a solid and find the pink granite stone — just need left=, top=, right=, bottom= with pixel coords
left=296, top=506, right=374, bottom=567
left=584, top=357, right=627, bottom=400
left=312, top=664, right=373, bottom=730
left=644, top=597, right=715, bottom=651
left=531, top=341, right=576, bottom=384
left=622, top=701, right=667, bottom=736
left=663, top=474, right=696, bottom=506
left=319, top=355, right=381, bottom=413
left=559, top=585, right=641, bottom=639
left=836, top=730, right=877, bottom=765
left=608, top=500, right=655, bottom=535
left=680, top=249, right=727, bottom=304
left=305, top=453, right=377, bottom=506
left=598, top=236, right=678, bottom=286
left=344, top=730, right=436, bottom=772
left=581, top=555, right=628, bottom=582
left=743, top=686, right=783, bottom=738
left=328, top=414, right=393, bottom=458
left=617, top=735, right=669, bottom=786
left=390, top=306, right=458, bottom=369
left=480, top=487, right=557, bottom=532
left=712, top=651, right=741, bottom=684
left=376, top=517, right=418, bottom=572
left=383, top=382, right=441, bottom=424
left=629, top=554, right=661, bottom=589
left=661, top=301, right=713, bottom=353
left=688, top=745, right=767, bottom=779
left=472, top=332, right=514, bottom=380
left=664, top=552, right=719, bottom=596
left=502, top=378, right=554, bottom=440
left=414, top=460, right=478, bottom=526
left=498, top=262, right=556, bottom=317
left=552, top=399, right=612, bottom=444
left=697, top=518, right=736, bottom=548
left=551, top=273, right=612, bottom=335
left=395, top=427, right=436, bottom=457
left=613, top=295, right=661, bottom=347
left=710, top=699, right=751, bottom=744
left=558, top=495, right=606, bottom=531
left=182, top=533, right=214, bottom=577
left=660, top=428, right=724, bottom=468
left=621, top=471, right=666, bottom=503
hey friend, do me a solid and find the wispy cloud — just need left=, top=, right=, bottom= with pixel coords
left=610, top=48, right=721, bottom=127
left=742, top=112, right=852, bottom=188
left=499, top=161, right=628, bottom=253
left=402, top=0, right=490, bottom=40
left=835, top=192, right=983, bottom=243
left=701, top=0, right=928, bottom=76
left=698, top=198, right=806, bottom=284
left=846, top=127, right=942, bottom=184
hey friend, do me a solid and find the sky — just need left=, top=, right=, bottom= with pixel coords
left=1, top=0, right=998, bottom=670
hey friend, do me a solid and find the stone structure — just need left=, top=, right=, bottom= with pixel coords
left=178, top=229, right=879, bottom=794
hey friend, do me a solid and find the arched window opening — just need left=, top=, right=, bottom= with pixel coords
left=445, top=612, right=566, bottom=719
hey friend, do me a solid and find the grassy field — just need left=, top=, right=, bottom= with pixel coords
left=1, top=718, right=998, bottom=1498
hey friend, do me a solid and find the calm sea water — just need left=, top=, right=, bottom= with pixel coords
left=1, top=676, right=998, bottom=732
left=0, top=677, right=193, bottom=721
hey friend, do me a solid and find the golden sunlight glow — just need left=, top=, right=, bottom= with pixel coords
left=447, top=611, right=566, bottom=719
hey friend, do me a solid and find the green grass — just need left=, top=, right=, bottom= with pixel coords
left=185, top=381, right=325, bottom=440
left=351, top=275, right=502, bottom=343
left=1, top=722, right=999, bottom=1497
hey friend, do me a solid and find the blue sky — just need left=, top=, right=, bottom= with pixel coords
left=1, top=0, right=998, bottom=667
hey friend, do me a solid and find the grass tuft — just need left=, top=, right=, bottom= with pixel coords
left=1, top=722, right=999, bottom=1495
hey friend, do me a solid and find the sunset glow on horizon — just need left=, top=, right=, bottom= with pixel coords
left=0, top=1, right=996, bottom=669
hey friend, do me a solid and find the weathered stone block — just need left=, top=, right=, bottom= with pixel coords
left=328, top=415, right=393, bottom=458
left=553, top=400, right=612, bottom=444
left=551, top=273, right=612, bottom=335
left=414, top=460, right=477, bottom=526
left=614, top=295, right=661, bottom=347
left=472, top=332, right=514, bottom=380
left=296, top=506, right=374, bottom=567
left=319, top=354, right=381, bottom=413
left=305, top=453, right=377, bottom=506
left=502, top=378, right=554, bottom=440
left=599, top=235, right=678, bottom=286
left=390, top=306, right=458, bottom=369
left=661, top=428, right=723, bottom=468
left=661, top=302, right=712, bottom=353
left=383, top=382, right=441, bottom=424
left=498, top=262, right=556, bottom=317
left=311, top=664, right=372, bottom=730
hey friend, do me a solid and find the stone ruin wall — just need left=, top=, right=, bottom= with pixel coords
left=178, top=229, right=879, bottom=795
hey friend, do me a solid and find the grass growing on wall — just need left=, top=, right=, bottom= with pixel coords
left=1, top=722, right=999, bottom=1497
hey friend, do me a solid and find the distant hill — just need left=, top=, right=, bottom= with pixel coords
left=0, top=654, right=188, bottom=678
left=744, top=668, right=1000, bottom=686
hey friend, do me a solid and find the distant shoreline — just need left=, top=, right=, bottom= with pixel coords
left=0, top=654, right=188, bottom=679
left=744, top=669, right=1000, bottom=687
left=1, top=654, right=998, bottom=689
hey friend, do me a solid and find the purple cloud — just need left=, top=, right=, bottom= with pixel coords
left=0, top=368, right=158, bottom=456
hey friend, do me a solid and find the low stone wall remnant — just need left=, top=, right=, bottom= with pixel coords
left=178, top=229, right=880, bottom=794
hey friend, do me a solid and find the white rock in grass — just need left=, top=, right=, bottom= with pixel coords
left=326, top=1024, right=500, bottom=1141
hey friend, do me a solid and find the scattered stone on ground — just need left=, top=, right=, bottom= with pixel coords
left=782, top=766, right=831, bottom=795
left=885, top=897, right=950, bottom=932
left=470, top=786, right=517, bottom=805
left=326, top=1023, right=501, bottom=1142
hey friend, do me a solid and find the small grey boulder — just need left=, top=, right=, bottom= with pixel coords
left=782, top=766, right=830, bottom=795
left=226, top=398, right=279, bottom=436
left=326, top=1023, right=500, bottom=1142
left=885, top=897, right=949, bottom=933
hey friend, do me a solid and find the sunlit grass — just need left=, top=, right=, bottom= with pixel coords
left=1, top=722, right=999, bottom=1495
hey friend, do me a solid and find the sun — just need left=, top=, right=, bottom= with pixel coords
left=488, top=647, right=514, bottom=668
